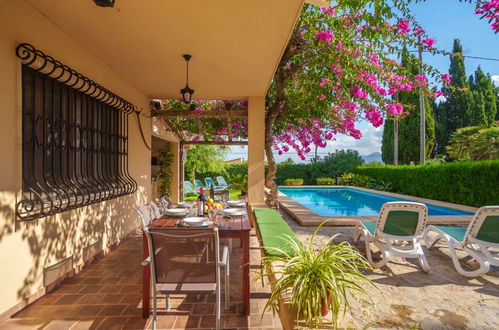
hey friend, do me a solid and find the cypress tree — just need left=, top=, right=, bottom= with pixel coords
left=381, top=117, right=394, bottom=164
left=434, top=101, right=448, bottom=154
left=443, top=39, right=474, bottom=131
left=470, top=90, right=487, bottom=126
left=476, top=70, right=498, bottom=125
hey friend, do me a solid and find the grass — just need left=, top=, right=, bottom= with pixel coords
left=184, top=189, right=242, bottom=201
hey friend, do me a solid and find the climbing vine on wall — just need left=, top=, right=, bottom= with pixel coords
left=157, top=145, right=174, bottom=197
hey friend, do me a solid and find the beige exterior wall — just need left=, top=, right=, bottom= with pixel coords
left=0, top=1, right=152, bottom=317
left=247, top=96, right=266, bottom=204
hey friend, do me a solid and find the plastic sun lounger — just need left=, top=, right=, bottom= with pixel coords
left=354, top=201, right=430, bottom=272
left=216, top=176, right=229, bottom=188
left=184, top=181, right=197, bottom=195
left=424, top=205, right=499, bottom=277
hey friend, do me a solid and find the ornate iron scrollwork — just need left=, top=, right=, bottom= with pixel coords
left=16, top=43, right=137, bottom=221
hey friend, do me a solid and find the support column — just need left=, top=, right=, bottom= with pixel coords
left=170, top=142, right=180, bottom=204
left=247, top=96, right=265, bottom=204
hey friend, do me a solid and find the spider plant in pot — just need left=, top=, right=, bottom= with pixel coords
left=257, top=222, right=376, bottom=329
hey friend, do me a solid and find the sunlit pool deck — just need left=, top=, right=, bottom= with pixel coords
left=278, top=186, right=477, bottom=226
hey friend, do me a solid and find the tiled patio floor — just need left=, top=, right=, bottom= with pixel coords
left=0, top=229, right=281, bottom=330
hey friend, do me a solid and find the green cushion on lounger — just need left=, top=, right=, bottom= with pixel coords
left=476, top=216, right=499, bottom=244
left=383, top=210, right=420, bottom=236
left=253, top=208, right=300, bottom=257
left=433, top=225, right=467, bottom=242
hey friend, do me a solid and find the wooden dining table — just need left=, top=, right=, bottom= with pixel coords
left=142, top=214, right=252, bottom=318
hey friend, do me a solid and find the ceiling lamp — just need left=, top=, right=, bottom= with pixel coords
left=93, top=0, right=115, bottom=7
left=180, top=54, right=195, bottom=104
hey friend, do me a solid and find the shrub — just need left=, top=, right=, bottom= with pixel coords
left=284, top=178, right=304, bottom=186
left=338, top=173, right=372, bottom=188
left=316, top=177, right=335, bottom=185
left=354, top=160, right=499, bottom=207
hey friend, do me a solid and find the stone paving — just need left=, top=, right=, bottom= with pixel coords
left=0, top=229, right=281, bottom=330
left=281, top=210, right=499, bottom=330
left=2, top=213, right=498, bottom=329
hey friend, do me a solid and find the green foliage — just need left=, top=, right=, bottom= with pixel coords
left=256, top=223, right=375, bottom=329
left=284, top=178, right=304, bottom=186
left=275, top=150, right=365, bottom=185
left=447, top=123, right=499, bottom=161
left=442, top=39, right=475, bottom=138
left=229, top=173, right=248, bottom=194
left=381, top=49, right=435, bottom=164
left=315, top=178, right=336, bottom=185
left=157, top=146, right=174, bottom=197
left=474, top=68, right=498, bottom=125
left=337, top=172, right=392, bottom=191
left=184, top=145, right=228, bottom=182
left=354, top=161, right=499, bottom=207
left=435, top=40, right=498, bottom=154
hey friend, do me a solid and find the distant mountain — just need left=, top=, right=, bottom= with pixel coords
left=362, top=152, right=383, bottom=163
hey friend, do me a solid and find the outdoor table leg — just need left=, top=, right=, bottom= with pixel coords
left=241, top=230, right=250, bottom=316
left=142, top=232, right=151, bottom=319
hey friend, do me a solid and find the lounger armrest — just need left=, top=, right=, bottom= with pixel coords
left=219, top=245, right=229, bottom=266
left=141, top=247, right=162, bottom=266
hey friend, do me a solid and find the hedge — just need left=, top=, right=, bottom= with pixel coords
left=354, top=160, right=499, bottom=207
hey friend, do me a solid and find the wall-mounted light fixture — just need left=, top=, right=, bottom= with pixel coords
left=180, top=54, right=195, bottom=104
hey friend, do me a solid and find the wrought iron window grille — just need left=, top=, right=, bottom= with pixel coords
left=16, top=43, right=137, bottom=221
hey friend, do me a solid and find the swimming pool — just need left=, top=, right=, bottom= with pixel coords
left=279, top=187, right=473, bottom=217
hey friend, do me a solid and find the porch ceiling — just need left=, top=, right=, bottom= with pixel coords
left=25, top=0, right=305, bottom=100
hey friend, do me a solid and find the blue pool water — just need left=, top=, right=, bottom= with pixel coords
left=279, top=187, right=473, bottom=217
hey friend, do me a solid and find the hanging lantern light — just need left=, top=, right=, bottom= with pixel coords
left=93, top=0, right=115, bottom=7
left=180, top=54, right=195, bottom=104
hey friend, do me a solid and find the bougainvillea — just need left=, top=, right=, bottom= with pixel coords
left=475, top=0, right=499, bottom=31
left=153, top=0, right=497, bottom=207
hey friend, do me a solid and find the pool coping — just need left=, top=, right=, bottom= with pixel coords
left=278, top=185, right=477, bottom=227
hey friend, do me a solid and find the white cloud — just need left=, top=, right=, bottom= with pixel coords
left=327, top=123, right=383, bottom=156
left=491, top=75, right=499, bottom=87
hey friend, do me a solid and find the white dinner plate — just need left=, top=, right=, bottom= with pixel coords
left=165, top=208, right=188, bottom=216
left=227, top=200, right=246, bottom=207
left=183, top=217, right=208, bottom=226
left=223, top=208, right=246, bottom=216
left=176, top=201, right=192, bottom=208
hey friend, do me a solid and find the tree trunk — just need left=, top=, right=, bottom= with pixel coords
left=265, top=118, right=279, bottom=209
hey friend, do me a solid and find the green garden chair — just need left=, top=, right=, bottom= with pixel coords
left=354, top=201, right=429, bottom=272
left=424, top=205, right=499, bottom=277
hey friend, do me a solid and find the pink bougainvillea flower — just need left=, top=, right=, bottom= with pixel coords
left=315, top=31, right=334, bottom=44
left=441, top=73, right=451, bottom=84
left=434, top=90, right=443, bottom=98
left=320, top=7, right=336, bottom=16
left=395, top=19, right=410, bottom=34
left=192, top=136, right=200, bottom=142
left=415, top=74, right=428, bottom=86
left=318, top=94, right=327, bottom=101
left=422, top=38, right=435, bottom=48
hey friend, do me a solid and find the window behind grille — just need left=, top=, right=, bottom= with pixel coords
left=16, top=44, right=136, bottom=221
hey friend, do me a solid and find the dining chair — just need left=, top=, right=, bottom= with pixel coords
left=156, top=196, right=172, bottom=214
left=135, top=205, right=154, bottom=227
left=143, top=227, right=229, bottom=330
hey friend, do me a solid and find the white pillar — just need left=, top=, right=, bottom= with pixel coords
left=247, top=96, right=265, bottom=204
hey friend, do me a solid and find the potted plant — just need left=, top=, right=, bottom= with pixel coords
left=230, top=173, right=248, bottom=199
left=256, top=223, right=376, bottom=329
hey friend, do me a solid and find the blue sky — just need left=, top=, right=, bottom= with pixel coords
left=225, top=1, right=499, bottom=163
